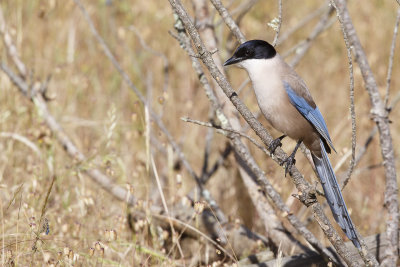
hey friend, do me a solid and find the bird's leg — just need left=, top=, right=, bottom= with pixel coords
left=281, top=140, right=302, bottom=177
left=268, top=135, right=286, bottom=154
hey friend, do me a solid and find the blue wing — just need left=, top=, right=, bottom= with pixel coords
left=284, top=82, right=336, bottom=152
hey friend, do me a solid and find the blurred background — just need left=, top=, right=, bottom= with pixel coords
left=0, top=0, right=399, bottom=265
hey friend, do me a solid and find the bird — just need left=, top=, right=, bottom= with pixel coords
left=224, top=39, right=361, bottom=249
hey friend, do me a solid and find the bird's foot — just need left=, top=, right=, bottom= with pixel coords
left=268, top=135, right=286, bottom=154
left=280, top=154, right=296, bottom=177
left=280, top=140, right=302, bottom=177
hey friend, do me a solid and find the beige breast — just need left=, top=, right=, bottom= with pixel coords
left=241, top=55, right=322, bottom=155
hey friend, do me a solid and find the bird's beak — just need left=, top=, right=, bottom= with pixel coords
left=223, top=56, right=242, bottom=66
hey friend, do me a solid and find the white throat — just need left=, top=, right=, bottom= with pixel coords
left=238, top=56, right=281, bottom=81
left=237, top=55, right=286, bottom=123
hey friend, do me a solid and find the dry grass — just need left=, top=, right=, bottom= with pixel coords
left=0, top=0, right=399, bottom=266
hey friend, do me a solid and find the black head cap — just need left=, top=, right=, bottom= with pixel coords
left=224, top=40, right=276, bottom=66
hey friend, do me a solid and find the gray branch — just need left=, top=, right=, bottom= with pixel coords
left=167, top=0, right=377, bottom=265
left=333, top=1, right=399, bottom=265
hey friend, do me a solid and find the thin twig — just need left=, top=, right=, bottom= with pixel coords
left=289, top=9, right=335, bottom=67
left=277, top=4, right=329, bottom=45
left=209, top=0, right=246, bottom=44
left=152, top=213, right=236, bottom=262
left=331, top=2, right=357, bottom=193
left=128, top=25, right=169, bottom=95
left=214, top=0, right=258, bottom=27
left=202, top=143, right=232, bottom=184
left=384, top=8, right=400, bottom=108
left=333, top=0, right=398, bottom=265
left=233, top=0, right=259, bottom=26
left=150, top=156, right=185, bottom=260
left=199, top=107, right=215, bottom=183
left=181, top=117, right=270, bottom=156
left=272, top=0, right=282, bottom=47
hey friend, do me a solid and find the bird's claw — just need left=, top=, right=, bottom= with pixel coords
left=269, top=135, right=286, bottom=154
left=281, top=155, right=296, bottom=177
left=268, top=139, right=283, bottom=154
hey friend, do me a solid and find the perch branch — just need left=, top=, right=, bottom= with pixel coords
left=173, top=16, right=337, bottom=260
left=168, top=0, right=370, bottom=264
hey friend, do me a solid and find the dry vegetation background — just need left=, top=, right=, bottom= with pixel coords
left=0, top=0, right=399, bottom=266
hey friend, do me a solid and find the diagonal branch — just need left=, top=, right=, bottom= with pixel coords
left=167, top=0, right=375, bottom=265
left=172, top=17, right=340, bottom=262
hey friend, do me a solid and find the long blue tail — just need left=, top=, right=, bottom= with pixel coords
left=312, top=139, right=361, bottom=249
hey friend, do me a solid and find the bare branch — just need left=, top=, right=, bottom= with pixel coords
left=332, top=0, right=399, bottom=265
left=277, top=4, right=328, bottom=45
left=181, top=117, right=270, bottom=156
left=172, top=15, right=338, bottom=261
left=209, top=0, right=246, bottom=44
left=271, top=0, right=282, bottom=47
left=168, top=0, right=364, bottom=264
left=329, top=2, right=357, bottom=193
left=289, top=9, right=335, bottom=67
left=384, top=8, right=400, bottom=107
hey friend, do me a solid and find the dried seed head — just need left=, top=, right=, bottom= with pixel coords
left=95, top=242, right=102, bottom=251
left=6, top=249, right=13, bottom=258
left=216, top=249, right=221, bottom=255
left=63, top=247, right=70, bottom=256
left=57, top=251, right=63, bottom=260
left=194, top=201, right=205, bottom=214
left=29, top=222, right=36, bottom=229
left=89, top=247, right=95, bottom=257
left=104, top=229, right=110, bottom=240
left=100, top=247, right=105, bottom=257
left=110, top=229, right=117, bottom=241
left=68, top=249, right=74, bottom=260
left=43, top=252, right=51, bottom=262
